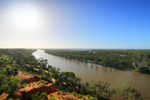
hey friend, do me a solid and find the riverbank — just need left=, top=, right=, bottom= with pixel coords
left=45, top=49, right=150, bottom=74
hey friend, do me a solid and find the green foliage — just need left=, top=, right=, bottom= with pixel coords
left=38, top=57, right=48, bottom=68
left=48, top=96, right=57, bottom=100
left=72, top=91, right=78, bottom=96
left=57, top=71, right=81, bottom=92
left=83, top=97, right=86, bottom=100
left=132, top=62, right=150, bottom=73
left=32, top=92, right=48, bottom=100
left=57, top=91, right=60, bottom=95
left=8, top=98, right=14, bottom=100
left=0, top=49, right=40, bottom=96
left=132, top=63, right=139, bottom=71
left=5, top=66, right=18, bottom=76
left=79, top=81, right=116, bottom=100
left=0, top=77, right=20, bottom=95
left=58, top=83, right=64, bottom=90
left=91, top=81, right=116, bottom=99
left=40, top=92, right=48, bottom=100
left=0, top=74, right=6, bottom=85
left=32, top=92, right=41, bottom=100
left=8, top=98, right=20, bottom=100
left=121, top=85, right=142, bottom=100
left=77, top=94, right=83, bottom=98
left=49, top=67, right=60, bottom=79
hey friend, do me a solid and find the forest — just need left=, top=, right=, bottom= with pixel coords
left=45, top=49, right=150, bottom=74
left=0, top=49, right=142, bottom=100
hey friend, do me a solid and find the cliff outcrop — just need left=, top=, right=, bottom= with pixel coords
left=14, top=82, right=56, bottom=99
left=25, top=75, right=41, bottom=83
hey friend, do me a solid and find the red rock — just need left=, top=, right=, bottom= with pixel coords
left=25, top=75, right=40, bottom=83
left=14, top=83, right=57, bottom=99
left=24, top=83, right=57, bottom=98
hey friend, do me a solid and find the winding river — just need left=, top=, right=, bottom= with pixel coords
left=32, top=50, right=150, bottom=100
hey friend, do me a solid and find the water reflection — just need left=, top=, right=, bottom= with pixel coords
left=83, top=63, right=88, bottom=67
left=102, top=67, right=107, bottom=72
left=95, top=65, right=99, bottom=73
left=90, top=64, right=94, bottom=69
left=109, top=68, right=113, bottom=72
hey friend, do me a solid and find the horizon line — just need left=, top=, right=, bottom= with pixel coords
left=0, top=47, right=150, bottom=50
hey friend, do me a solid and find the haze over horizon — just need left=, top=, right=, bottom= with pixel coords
left=0, top=0, right=150, bottom=49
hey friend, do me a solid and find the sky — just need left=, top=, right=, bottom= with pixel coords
left=0, top=0, right=150, bottom=49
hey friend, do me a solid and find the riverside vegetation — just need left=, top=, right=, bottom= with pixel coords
left=45, top=49, right=150, bottom=74
left=0, top=49, right=142, bottom=100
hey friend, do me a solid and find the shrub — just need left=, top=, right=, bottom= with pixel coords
left=48, top=96, right=56, bottom=100
left=32, top=92, right=48, bottom=100
left=121, top=85, right=142, bottom=100
left=77, top=94, right=83, bottom=99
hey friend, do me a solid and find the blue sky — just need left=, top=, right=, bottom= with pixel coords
left=0, top=0, right=150, bottom=49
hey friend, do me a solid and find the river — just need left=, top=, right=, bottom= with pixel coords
left=32, top=50, right=150, bottom=100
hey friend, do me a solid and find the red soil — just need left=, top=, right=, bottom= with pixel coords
left=15, top=71, right=40, bottom=83
left=48, top=92, right=91, bottom=100
left=0, top=93, right=9, bottom=100
left=14, top=82, right=57, bottom=99
left=15, top=71, right=34, bottom=79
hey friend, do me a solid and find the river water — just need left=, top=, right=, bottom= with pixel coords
left=32, top=50, right=150, bottom=100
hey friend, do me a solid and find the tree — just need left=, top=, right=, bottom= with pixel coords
left=0, top=74, right=6, bottom=85
left=48, top=96, right=57, bottom=100
left=8, top=78, right=21, bottom=95
left=92, top=81, right=116, bottom=99
left=40, top=92, right=48, bottom=100
left=121, top=85, right=142, bottom=100
left=132, top=62, right=150, bottom=73
left=38, top=58, right=48, bottom=67
left=0, top=78, right=20, bottom=95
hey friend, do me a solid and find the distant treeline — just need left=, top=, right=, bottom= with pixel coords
left=45, top=49, right=150, bottom=74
